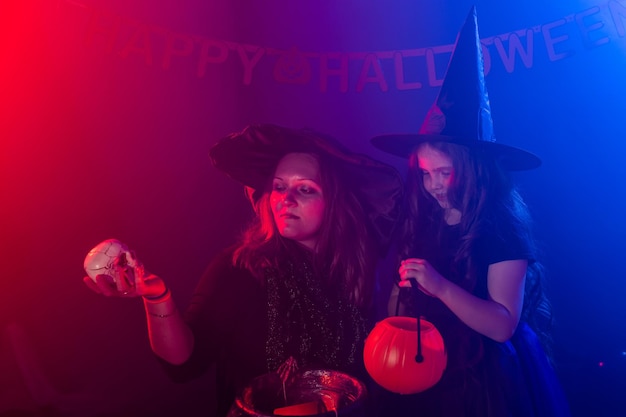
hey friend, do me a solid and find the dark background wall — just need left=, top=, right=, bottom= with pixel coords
left=1, top=1, right=625, bottom=416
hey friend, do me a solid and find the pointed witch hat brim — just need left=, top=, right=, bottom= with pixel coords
left=371, top=6, right=541, bottom=171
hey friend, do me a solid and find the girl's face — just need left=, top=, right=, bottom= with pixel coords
left=270, top=153, right=325, bottom=250
left=416, top=144, right=455, bottom=210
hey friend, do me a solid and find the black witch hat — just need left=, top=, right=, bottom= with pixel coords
left=209, top=123, right=404, bottom=252
left=371, top=6, right=541, bottom=171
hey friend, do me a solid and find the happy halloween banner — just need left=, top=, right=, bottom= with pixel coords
left=61, top=0, right=626, bottom=93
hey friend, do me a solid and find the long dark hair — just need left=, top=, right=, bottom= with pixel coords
left=399, top=141, right=553, bottom=353
left=232, top=151, right=378, bottom=311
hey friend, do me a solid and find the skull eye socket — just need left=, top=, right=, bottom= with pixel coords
left=115, top=253, right=128, bottom=267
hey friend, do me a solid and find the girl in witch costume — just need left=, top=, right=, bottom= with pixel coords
left=370, top=7, right=571, bottom=417
left=84, top=123, right=403, bottom=416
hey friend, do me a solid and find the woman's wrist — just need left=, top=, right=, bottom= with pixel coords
left=143, top=287, right=171, bottom=303
left=143, top=288, right=178, bottom=319
left=147, top=309, right=176, bottom=319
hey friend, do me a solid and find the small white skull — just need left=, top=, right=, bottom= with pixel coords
left=84, top=239, right=143, bottom=286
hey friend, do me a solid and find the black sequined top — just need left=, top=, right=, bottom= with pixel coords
left=161, top=246, right=370, bottom=417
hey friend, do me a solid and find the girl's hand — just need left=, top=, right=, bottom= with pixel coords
left=398, top=258, right=446, bottom=298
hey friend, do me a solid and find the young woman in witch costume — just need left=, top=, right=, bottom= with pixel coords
left=84, top=123, right=403, bottom=416
left=370, top=7, right=571, bottom=417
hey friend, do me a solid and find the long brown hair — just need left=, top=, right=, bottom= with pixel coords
left=232, top=151, right=378, bottom=311
left=400, top=141, right=553, bottom=351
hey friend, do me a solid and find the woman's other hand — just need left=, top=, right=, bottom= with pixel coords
left=82, top=264, right=166, bottom=299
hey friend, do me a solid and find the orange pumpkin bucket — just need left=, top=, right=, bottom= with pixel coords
left=364, top=315, right=447, bottom=394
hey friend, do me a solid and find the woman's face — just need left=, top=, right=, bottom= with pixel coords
left=270, top=153, right=325, bottom=250
left=416, top=144, right=455, bottom=210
